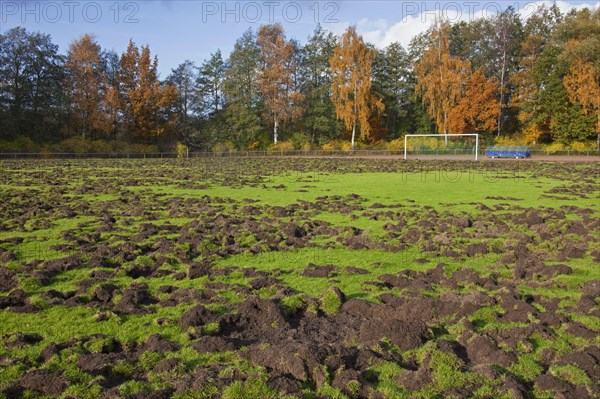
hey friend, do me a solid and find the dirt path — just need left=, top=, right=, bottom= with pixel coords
left=277, top=154, right=600, bottom=162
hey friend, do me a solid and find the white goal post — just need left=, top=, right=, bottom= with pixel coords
left=404, top=134, right=480, bottom=161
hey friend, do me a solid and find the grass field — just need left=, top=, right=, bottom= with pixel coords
left=0, top=158, right=598, bottom=399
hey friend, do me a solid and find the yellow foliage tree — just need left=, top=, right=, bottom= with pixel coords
left=330, top=26, right=383, bottom=150
left=257, top=24, right=303, bottom=144
left=564, top=59, right=600, bottom=147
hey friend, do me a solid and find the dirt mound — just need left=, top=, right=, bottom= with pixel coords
left=143, top=334, right=179, bottom=352
left=114, top=282, right=157, bottom=313
left=267, top=373, right=303, bottom=395
left=77, top=353, right=123, bottom=375
left=219, top=296, right=290, bottom=345
left=190, top=336, right=235, bottom=353
left=1, top=158, right=598, bottom=398
left=153, top=358, right=180, bottom=373
left=243, top=345, right=308, bottom=381
left=4, top=333, right=43, bottom=348
left=0, top=289, right=37, bottom=312
left=302, top=263, right=336, bottom=278
left=130, top=388, right=174, bottom=399
left=19, top=370, right=68, bottom=396
left=188, top=260, right=213, bottom=279
left=179, top=305, right=217, bottom=330
left=0, top=267, right=17, bottom=292
left=357, top=319, right=429, bottom=350
left=91, top=283, right=119, bottom=303
left=249, top=276, right=281, bottom=290
left=465, top=335, right=516, bottom=367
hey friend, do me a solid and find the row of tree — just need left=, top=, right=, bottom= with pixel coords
left=0, top=5, right=598, bottom=151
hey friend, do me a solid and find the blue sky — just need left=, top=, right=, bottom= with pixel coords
left=1, top=1, right=597, bottom=77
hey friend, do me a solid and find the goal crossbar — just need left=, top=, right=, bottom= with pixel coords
left=404, top=134, right=479, bottom=161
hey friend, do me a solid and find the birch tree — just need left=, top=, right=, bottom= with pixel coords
left=257, top=23, right=303, bottom=144
left=330, top=26, right=383, bottom=150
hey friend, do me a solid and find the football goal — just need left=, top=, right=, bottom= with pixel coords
left=403, top=134, right=480, bottom=161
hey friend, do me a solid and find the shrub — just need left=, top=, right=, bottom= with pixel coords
left=267, top=140, right=294, bottom=152
left=126, top=142, right=159, bottom=154
left=322, top=140, right=344, bottom=151
left=247, top=140, right=261, bottom=151
left=542, top=142, right=569, bottom=154
left=386, top=138, right=405, bottom=151
left=569, top=141, right=596, bottom=151
left=0, top=136, right=40, bottom=153
left=289, top=132, right=311, bottom=150
left=301, top=141, right=314, bottom=151
left=176, top=141, right=188, bottom=158
left=39, top=139, right=160, bottom=155
left=213, top=141, right=237, bottom=156
left=60, top=137, right=91, bottom=154
left=368, top=140, right=387, bottom=150
left=341, top=141, right=354, bottom=152
left=494, top=135, right=526, bottom=146
left=40, top=145, right=53, bottom=159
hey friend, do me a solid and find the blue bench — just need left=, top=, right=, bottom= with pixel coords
left=485, top=146, right=531, bottom=158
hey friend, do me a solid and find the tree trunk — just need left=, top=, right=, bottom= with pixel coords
left=273, top=116, right=278, bottom=144
left=352, top=83, right=358, bottom=151
left=497, top=44, right=507, bottom=137
left=443, top=112, right=448, bottom=147
left=351, top=120, right=356, bottom=151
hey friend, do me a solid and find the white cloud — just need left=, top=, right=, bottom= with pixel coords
left=349, top=1, right=598, bottom=49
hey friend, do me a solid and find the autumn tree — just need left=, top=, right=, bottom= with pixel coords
left=532, top=45, right=595, bottom=144
left=118, top=40, right=177, bottom=142
left=564, top=60, right=600, bottom=147
left=559, top=8, right=600, bottom=148
left=415, top=21, right=470, bottom=143
left=64, top=34, right=110, bottom=139
left=330, top=26, right=383, bottom=150
left=257, top=24, right=303, bottom=144
left=516, top=8, right=598, bottom=145
left=447, top=68, right=500, bottom=134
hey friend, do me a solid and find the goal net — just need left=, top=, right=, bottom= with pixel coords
left=403, top=134, right=480, bottom=160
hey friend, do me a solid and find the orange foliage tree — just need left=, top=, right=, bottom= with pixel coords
left=448, top=68, right=500, bottom=134
left=256, top=24, right=303, bottom=144
left=415, top=21, right=470, bottom=141
left=64, top=34, right=110, bottom=139
left=330, top=26, right=383, bottom=150
left=118, top=40, right=177, bottom=142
